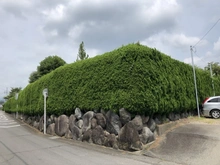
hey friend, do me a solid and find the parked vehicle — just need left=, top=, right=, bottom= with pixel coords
left=202, top=96, right=220, bottom=119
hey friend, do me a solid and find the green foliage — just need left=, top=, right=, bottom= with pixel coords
left=29, top=71, right=40, bottom=83
left=3, top=44, right=220, bottom=116
left=4, top=87, right=22, bottom=100
left=29, top=55, right=66, bottom=83
left=204, top=62, right=220, bottom=77
left=77, top=41, right=89, bottom=61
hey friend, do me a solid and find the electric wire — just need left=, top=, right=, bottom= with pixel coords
left=193, top=18, right=220, bottom=47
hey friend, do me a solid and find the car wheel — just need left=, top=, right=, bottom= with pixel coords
left=211, top=110, right=220, bottom=119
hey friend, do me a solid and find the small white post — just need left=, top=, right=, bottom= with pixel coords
left=43, top=88, right=48, bottom=134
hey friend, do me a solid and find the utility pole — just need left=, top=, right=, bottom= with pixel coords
left=209, top=63, right=215, bottom=96
left=190, top=46, right=200, bottom=118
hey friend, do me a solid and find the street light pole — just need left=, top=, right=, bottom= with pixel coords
left=209, top=63, right=215, bottom=96
left=190, top=46, right=200, bottom=118
left=43, top=88, right=48, bottom=135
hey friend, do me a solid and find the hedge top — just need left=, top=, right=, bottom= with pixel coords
left=3, top=43, right=220, bottom=116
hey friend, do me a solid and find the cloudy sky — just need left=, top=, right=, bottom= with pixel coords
left=0, top=0, right=220, bottom=99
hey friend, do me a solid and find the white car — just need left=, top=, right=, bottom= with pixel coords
left=202, top=96, right=220, bottom=119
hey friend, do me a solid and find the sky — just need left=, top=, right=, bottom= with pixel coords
left=0, top=0, right=220, bottom=100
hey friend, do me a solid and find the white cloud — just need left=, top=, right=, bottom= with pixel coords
left=183, top=56, right=202, bottom=65
left=42, top=4, right=66, bottom=21
left=143, top=32, right=207, bottom=49
left=214, top=37, right=220, bottom=52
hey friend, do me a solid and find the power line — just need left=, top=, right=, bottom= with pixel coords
left=193, top=18, right=220, bottom=47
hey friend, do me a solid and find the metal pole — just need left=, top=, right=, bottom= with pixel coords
left=190, top=46, right=200, bottom=118
left=209, top=63, right=215, bottom=96
left=44, top=95, right=46, bottom=134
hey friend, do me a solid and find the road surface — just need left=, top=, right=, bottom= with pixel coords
left=0, top=110, right=179, bottom=165
left=144, top=119, right=220, bottom=165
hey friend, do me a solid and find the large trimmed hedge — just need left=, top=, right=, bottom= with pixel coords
left=3, top=44, right=220, bottom=116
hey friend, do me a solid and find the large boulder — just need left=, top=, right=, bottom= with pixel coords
left=142, top=115, right=150, bottom=125
left=95, top=113, right=106, bottom=129
left=47, top=123, right=56, bottom=136
left=33, top=121, right=39, bottom=129
left=92, top=125, right=105, bottom=145
left=139, top=127, right=155, bottom=144
left=75, top=108, right=82, bottom=119
left=82, top=129, right=92, bottom=143
left=65, top=129, right=73, bottom=139
left=106, top=111, right=122, bottom=135
left=168, top=112, right=175, bottom=121
left=76, top=119, right=83, bottom=129
left=91, top=118, right=97, bottom=129
left=118, top=121, right=142, bottom=151
left=72, top=125, right=82, bottom=140
left=147, top=118, right=156, bottom=132
left=104, top=134, right=118, bottom=149
left=82, top=111, right=94, bottom=133
left=131, top=115, right=143, bottom=132
left=119, top=108, right=131, bottom=125
left=39, top=116, right=44, bottom=132
left=55, top=115, right=69, bottom=137
left=69, top=115, right=76, bottom=133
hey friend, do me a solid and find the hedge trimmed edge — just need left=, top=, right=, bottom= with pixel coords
left=3, top=44, right=220, bottom=116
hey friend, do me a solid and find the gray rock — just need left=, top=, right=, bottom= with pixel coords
left=72, top=125, right=82, bottom=140
left=131, top=115, right=143, bottom=132
left=33, top=121, right=39, bottom=129
left=75, top=108, right=82, bottom=119
left=69, top=115, right=76, bottom=133
left=104, top=130, right=110, bottom=137
left=118, top=121, right=142, bottom=151
left=139, top=127, right=155, bottom=144
left=47, top=123, right=56, bottom=136
left=82, top=129, right=92, bottom=143
left=39, top=116, right=44, bottom=132
left=142, top=115, right=150, bottom=125
left=50, top=115, right=56, bottom=123
left=65, top=129, right=73, bottom=139
left=100, top=109, right=106, bottom=115
left=181, top=112, right=188, bottom=118
left=92, top=125, right=105, bottom=145
left=168, top=112, right=175, bottom=121
left=147, top=118, right=156, bottom=132
left=95, top=113, right=106, bottom=129
left=82, top=111, right=94, bottom=133
left=119, top=108, right=131, bottom=125
left=91, top=118, right=97, bottom=129
left=175, top=114, right=180, bottom=120
left=104, top=134, right=118, bottom=149
left=47, top=118, right=52, bottom=126
left=55, top=115, right=69, bottom=137
left=26, top=117, right=32, bottom=125
left=106, top=111, right=122, bottom=135
left=76, top=119, right=83, bottom=129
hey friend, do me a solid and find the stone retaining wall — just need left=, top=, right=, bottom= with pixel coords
left=15, top=108, right=191, bottom=151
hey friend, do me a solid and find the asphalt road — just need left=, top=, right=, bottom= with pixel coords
left=0, top=110, right=180, bottom=165
left=145, top=120, right=220, bottom=165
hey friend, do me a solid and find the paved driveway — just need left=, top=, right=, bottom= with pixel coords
left=144, top=118, right=220, bottom=165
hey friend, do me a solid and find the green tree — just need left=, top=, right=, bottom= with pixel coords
left=37, top=55, right=66, bottom=76
left=29, top=55, right=66, bottom=83
left=77, top=41, right=89, bottom=60
left=4, top=87, right=22, bottom=100
left=29, top=71, right=40, bottom=83
left=204, top=62, right=220, bottom=77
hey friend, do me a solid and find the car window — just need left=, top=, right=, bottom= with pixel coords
left=208, top=98, right=219, bottom=102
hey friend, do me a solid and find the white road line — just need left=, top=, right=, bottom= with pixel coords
left=0, top=122, right=17, bottom=125
left=0, top=120, right=15, bottom=122
left=0, top=125, right=20, bottom=128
